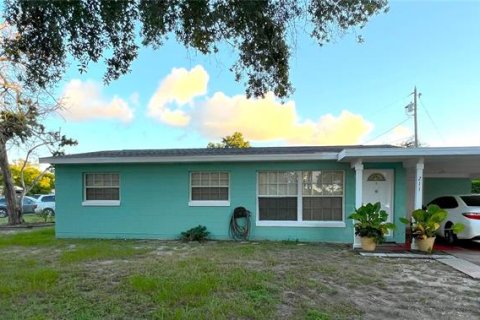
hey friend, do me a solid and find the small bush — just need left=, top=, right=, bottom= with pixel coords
left=36, top=210, right=54, bottom=223
left=180, top=225, right=210, bottom=242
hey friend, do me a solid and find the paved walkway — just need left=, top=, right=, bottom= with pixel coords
left=359, top=242, right=480, bottom=280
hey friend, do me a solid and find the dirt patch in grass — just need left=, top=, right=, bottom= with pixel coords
left=0, top=230, right=479, bottom=319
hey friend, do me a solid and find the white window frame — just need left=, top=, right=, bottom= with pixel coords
left=188, top=171, right=230, bottom=207
left=82, top=173, right=121, bottom=206
left=256, top=170, right=346, bottom=227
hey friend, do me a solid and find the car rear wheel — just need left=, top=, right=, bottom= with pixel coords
left=43, top=208, right=55, bottom=216
left=0, top=208, right=7, bottom=218
left=445, top=229, right=457, bottom=245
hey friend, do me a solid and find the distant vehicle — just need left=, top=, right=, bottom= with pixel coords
left=34, top=194, right=56, bottom=216
left=428, top=194, right=480, bottom=244
left=0, top=196, right=38, bottom=218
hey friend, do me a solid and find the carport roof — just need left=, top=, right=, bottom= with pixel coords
left=338, top=146, right=480, bottom=178
left=338, top=146, right=480, bottom=161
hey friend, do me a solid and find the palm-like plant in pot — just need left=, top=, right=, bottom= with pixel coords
left=400, top=204, right=464, bottom=253
left=349, top=202, right=395, bottom=251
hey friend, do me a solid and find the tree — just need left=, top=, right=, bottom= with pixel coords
left=4, top=0, right=388, bottom=98
left=207, top=132, right=250, bottom=149
left=0, top=161, right=55, bottom=195
left=472, top=179, right=480, bottom=193
left=0, top=23, right=76, bottom=225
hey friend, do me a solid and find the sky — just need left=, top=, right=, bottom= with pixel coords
left=14, top=1, right=480, bottom=161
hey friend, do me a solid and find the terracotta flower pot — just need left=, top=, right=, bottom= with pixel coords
left=360, top=237, right=377, bottom=251
left=416, top=236, right=436, bottom=252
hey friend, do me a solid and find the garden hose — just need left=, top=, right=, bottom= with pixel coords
left=229, top=207, right=251, bottom=241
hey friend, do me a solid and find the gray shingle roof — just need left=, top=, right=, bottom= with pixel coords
left=47, top=144, right=396, bottom=160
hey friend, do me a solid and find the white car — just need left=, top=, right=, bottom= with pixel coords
left=428, top=194, right=480, bottom=243
left=34, top=194, right=56, bottom=216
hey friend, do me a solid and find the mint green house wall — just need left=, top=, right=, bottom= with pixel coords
left=423, top=178, right=472, bottom=204
left=55, top=160, right=406, bottom=243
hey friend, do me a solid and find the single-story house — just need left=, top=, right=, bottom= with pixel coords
left=40, top=145, right=480, bottom=245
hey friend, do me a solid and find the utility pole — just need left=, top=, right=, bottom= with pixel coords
left=405, top=87, right=419, bottom=147
left=413, top=86, right=418, bottom=147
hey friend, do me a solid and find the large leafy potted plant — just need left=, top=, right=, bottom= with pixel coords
left=400, top=204, right=464, bottom=252
left=349, top=202, right=395, bottom=251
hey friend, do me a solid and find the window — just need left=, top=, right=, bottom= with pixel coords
left=258, top=171, right=297, bottom=221
left=428, top=196, right=458, bottom=209
left=83, top=173, right=120, bottom=206
left=41, top=196, right=55, bottom=202
left=189, top=172, right=230, bottom=206
left=461, top=195, right=480, bottom=207
left=257, top=170, right=345, bottom=227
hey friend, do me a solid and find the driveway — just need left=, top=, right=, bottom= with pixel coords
left=435, top=239, right=480, bottom=266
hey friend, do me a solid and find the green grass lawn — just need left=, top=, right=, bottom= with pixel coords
left=0, top=228, right=479, bottom=320
left=0, top=214, right=54, bottom=225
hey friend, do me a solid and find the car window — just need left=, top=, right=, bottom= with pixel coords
left=428, top=196, right=458, bottom=209
left=23, top=198, right=34, bottom=204
left=461, top=196, right=480, bottom=207
left=0, top=198, right=5, bottom=204
left=42, top=196, right=54, bottom=202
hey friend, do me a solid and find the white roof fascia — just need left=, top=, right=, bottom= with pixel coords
left=40, top=152, right=339, bottom=164
left=338, top=147, right=480, bottom=161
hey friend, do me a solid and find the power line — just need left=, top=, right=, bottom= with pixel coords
left=365, top=94, right=412, bottom=118
left=418, top=96, right=446, bottom=144
left=365, top=117, right=411, bottom=145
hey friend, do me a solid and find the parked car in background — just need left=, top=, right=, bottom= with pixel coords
left=428, top=194, right=480, bottom=244
left=34, top=194, right=56, bottom=216
left=0, top=196, right=38, bottom=218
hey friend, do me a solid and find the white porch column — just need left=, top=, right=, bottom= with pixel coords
left=352, top=159, right=363, bottom=248
left=411, top=158, right=424, bottom=250
left=414, top=158, right=424, bottom=209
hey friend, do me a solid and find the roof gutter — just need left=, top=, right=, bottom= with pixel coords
left=40, top=152, right=340, bottom=164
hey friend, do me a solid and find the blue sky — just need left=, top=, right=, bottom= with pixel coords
left=27, top=1, right=480, bottom=159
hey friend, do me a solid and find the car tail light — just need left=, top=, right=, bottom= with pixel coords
left=462, top=212, right=480, bottom=220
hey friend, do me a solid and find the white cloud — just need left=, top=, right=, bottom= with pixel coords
left=191, top=92, right=372, bottom=145
left=147, top=65, right=209, bottom=126
left=61, top=80, right=134, bottom=123
left=146, top=65, right=373, bottom=145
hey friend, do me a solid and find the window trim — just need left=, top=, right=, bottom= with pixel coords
left=188, top=171, right=230, bottom=207
left=256, top=170, right=345, bottom=227
left=82, top=172, right=121, bottom=206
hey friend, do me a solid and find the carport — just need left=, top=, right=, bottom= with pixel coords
left=338, top=146, right=480, bottom=246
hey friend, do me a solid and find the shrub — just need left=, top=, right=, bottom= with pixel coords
left=180, top=225, right=210, bottom=242
left=36, top=210, right=53, bottom=223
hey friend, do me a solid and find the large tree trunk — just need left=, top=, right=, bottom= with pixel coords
left=0, top=140, right=21, bottom=224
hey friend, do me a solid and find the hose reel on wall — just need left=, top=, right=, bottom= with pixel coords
left=229, top=206, right=251, bottom=240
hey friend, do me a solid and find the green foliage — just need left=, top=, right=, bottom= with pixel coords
left=35, top=209, right=54, bottom=223
left=180, top=225, right=210, bottom=242
left=7, top=161, right=55, bottom=195
left=400, top=204, right=464, bottom=240
left=472, top=179, right=480, bottom=193
left=5, top=1, right=388, bottom=98
left=348, top=202, right=395, bottom=244
left=207, top=131, right=251, bottom=149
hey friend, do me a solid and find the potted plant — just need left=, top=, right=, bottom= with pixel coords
left=349, top=202, right=395, bottom=251
left=400, top=204, right=464, bottom=253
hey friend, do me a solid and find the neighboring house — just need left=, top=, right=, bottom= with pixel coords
left=40, top=145, right=480, bottom=244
